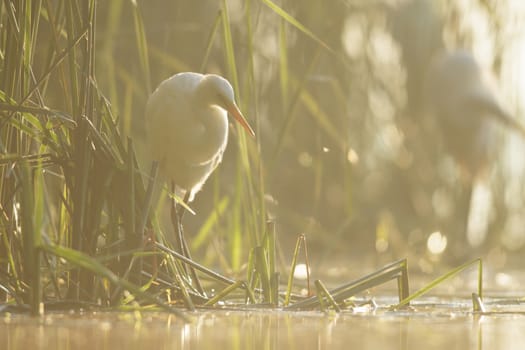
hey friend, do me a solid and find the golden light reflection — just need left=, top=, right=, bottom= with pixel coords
left=346, top=148, right=359, bottom=164
left=293, top=263, right=310, bottom=280
left=341, top=14, right=366, bottom=59
left=426, top=231, right=447, bottom=255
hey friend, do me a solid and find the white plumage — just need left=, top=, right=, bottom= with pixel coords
left=145, top=72, right=254, bottom=201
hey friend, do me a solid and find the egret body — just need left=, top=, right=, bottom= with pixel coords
left=144, top=73, right=254, bottom=292
left=145, top=72, right=255, bottom=201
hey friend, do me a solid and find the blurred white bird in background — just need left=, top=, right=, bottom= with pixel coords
left=145, top=72, right=255, bottom=281
left=425, top=50, right=525, bottom=248
left=390, top=0, right=525, bottom=256
left=425, top=50, right=525, bottom=177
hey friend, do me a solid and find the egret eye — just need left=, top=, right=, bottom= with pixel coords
left=216, top=93, right=229, bottom=107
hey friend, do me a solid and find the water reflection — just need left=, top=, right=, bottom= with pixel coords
left=2, top=306, right=525, bottom=350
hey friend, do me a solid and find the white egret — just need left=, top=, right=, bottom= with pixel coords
left=145, top=72, right=255, bottom=289
left=146, top=72, right=255, bottom=202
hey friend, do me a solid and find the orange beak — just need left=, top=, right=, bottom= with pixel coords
left=225, top=101, right=256, bottom=138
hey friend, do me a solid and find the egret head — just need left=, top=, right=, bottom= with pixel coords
left=202, top=74, right=235, bottom=103
left=198, top=74, right=255, bottom=138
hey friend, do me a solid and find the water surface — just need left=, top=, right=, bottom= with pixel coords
left=2, top=297, right=525, bottom=350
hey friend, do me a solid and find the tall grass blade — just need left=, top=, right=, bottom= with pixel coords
left=20, top=163, right=42, bottom=315
left=266, top=221, right=276, bottom=284
left=279, top=18, right=289, bottom=111
left=199, top=10, right=222, bottom=73
left=254, top=246, right=271, bottom=302
left=284, top=234, right=306, bottom=306
left=261, top=0, right=335, bottom=54
left=130, top=0, right=151, bottom=94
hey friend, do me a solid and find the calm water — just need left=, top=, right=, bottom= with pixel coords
left=2, top=297, right=525, bottom=350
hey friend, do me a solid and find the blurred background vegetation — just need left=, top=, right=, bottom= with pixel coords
left=2, top=0, right=525, bottom=306
left=121, top=0, right=525, bottom=272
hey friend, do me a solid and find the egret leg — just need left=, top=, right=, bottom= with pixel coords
left=170, top=183, right=185, bottom=256
left=170, top=185, right=205, bottom=295
left=175, top=192, right=192, bottom=258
